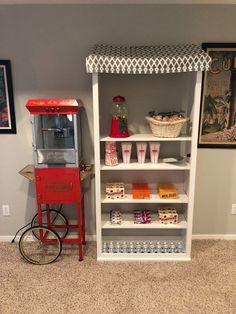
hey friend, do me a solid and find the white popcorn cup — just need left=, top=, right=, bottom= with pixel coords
left=121, top=142, right=132, bottom=163
left=136, top=142, right=147, bottom=163
left=149, top=142, right=160, bottom=163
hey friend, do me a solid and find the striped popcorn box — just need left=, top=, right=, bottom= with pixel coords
left=105, top=141, right=117, bottom=153
left=142, top=210, right=151, bottom=224
left=110, top=210, right=122, bottom=224
left=105, top=151, right=118, bottom=166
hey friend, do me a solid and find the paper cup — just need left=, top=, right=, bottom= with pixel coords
left=136, top=142, right=147, bottom=163
left=121, top=142, right=132, bottom=163
left=149, top=142, right=160, bottom=163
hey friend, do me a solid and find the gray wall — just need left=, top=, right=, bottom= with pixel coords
left=0, top=4, right=236, bottom=237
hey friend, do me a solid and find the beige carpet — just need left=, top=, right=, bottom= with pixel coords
left=0, top=240, right=236, bottom=314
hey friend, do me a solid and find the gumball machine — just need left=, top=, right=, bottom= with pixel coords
left=18, top=99, right=86, bottom=265
left=109, top=96, right=129, bottom=138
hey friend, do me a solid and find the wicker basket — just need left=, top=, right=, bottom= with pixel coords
left=145, top=116, right=189, bottom=138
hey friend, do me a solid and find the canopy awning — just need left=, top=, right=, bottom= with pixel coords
left=86, top=44, right=211, bottom=74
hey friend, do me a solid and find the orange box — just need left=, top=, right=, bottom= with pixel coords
left=158, top=184, right=178, bottom=199
left=132, top=183, right=150, bottom=199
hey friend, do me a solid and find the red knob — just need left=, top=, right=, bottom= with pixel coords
left=56, top=107, right=60, bottom=112
left=51, top=107, right=55, bottom=112
left=45, top=107, right=49, bottom=112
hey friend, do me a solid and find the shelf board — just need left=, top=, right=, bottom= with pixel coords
left=101, top=160, right=190, bottom=170
left=101, top=191, right=188, bottom=204
left=98, top=253, right=190, bottom=262
left=100, top=134, right=192, bottom=142
left=102, top=213, right=187, bottom=229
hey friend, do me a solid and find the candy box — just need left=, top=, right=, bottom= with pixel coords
left=158, top=208, right=178, bottom=224
left=134, top=210, right=151, bottom=224
left=158, top=184, right=178, bottom=199
left=106, top=182, right=125, bottom=199
left=132, top=183, right=150, bottom=199
left=110, top=210, right=122, bottom=224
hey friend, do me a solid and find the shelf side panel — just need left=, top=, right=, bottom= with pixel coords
left=93, top=73, right=102, bottom=258
left=186, top=71, right=203, bottom=255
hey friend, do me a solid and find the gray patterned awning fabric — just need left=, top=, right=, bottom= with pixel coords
left=86, top=44, right=211, bottom=74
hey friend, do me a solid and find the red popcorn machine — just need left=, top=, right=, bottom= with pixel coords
left=18, top=99, right=86, bottom=265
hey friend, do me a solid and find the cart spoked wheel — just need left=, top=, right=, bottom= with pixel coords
left=31, top=209, right=69, bottom=239
left=19, top=226, right=62, bottom=265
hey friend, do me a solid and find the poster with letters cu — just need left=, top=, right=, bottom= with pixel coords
left=198, top=43, right=236, bottom=148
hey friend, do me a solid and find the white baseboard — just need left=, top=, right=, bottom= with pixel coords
left=0, top=234, right=235, bottom=242
left=192, top=234, right=236, bottom=240
left=0, top=236, right=15, bottom=242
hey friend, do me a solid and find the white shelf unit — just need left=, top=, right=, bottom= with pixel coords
left=87, top=44, right=211, bottom=261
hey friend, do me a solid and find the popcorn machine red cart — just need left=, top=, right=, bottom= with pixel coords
left=19, top=99, right=85, bottom=265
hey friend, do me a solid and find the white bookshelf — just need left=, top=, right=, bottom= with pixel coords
left=87, top=44, right=211, bottom=261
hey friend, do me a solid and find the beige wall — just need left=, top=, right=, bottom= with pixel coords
left=0, top=4, right=236, bottom=237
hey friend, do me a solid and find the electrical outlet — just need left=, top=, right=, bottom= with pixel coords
left=231, top=204, right=236, bottom=215
left=2, top=205, right=10, bottom=216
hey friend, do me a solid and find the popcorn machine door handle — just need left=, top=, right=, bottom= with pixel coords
left=69, top=182, right=73, bottom=190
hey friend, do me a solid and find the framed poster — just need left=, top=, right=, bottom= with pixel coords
left=0, top=60, right=16, bottom=134
left=198, top=43, right=236, bottom=148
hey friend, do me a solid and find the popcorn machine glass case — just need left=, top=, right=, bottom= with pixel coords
left=26, top=99, right=82, bottom=167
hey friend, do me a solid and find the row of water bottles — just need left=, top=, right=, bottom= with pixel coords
left=102, top=240, right=184, bottom=254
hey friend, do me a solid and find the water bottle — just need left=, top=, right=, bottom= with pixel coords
left=136, top=241, right=141, bottom=253
left=164, top=242, right=169, bottom=253
left=156, top=241, right=162, bottom=253
left=102, top=242, right=107, bottom=253
left=143, top=241, right=148, bottom=253
left=177, top=241, right=184, bottom=253
left=123, top=241, right=128, bottom=253
left=116, top=241, right=121, bottom=253
left=169, top=242, right=175, bottom=253
left=129, top=241, right=134, bottom=253
left=149, top=241, right=155, bottom=253
left=133, top=242, right=138, bottom=253
left=108, top=241, right=114, bottom=253
left=113, top=242, right=117, bottom=253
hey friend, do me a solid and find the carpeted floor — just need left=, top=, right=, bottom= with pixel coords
left=0, top=240, right=235, bottom=314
